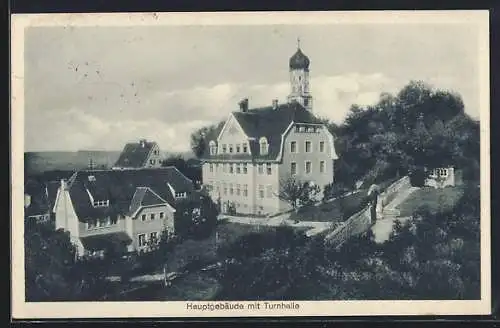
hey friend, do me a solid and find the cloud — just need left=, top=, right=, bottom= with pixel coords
left=26, top=72, right=404, bottom=152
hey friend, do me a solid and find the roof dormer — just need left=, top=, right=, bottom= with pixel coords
left=259, top=137, right=269, bottom=155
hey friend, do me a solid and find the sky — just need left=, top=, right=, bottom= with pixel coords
left=24, top=23, right=481, bottom=152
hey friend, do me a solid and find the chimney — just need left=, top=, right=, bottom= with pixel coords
left=272, top=99, right=278, bottom=109
left=139, top=139, right=147, bottom=148
left=238, top=98, right=249, bottom=112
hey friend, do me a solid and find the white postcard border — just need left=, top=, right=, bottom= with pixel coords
left=11, top=10, right=491, bottom=319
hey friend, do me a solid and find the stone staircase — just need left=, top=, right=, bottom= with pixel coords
left=381, top=208, right=400, bottom=219
left=380, top=186, right=420, bottom=219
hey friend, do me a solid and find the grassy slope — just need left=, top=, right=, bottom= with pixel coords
left=289, top=190, right=369, bottom=222
left=397, top=186, right=464, bottom=217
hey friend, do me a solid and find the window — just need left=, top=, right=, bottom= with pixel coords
left=142, top=214, right=146, bottom=221
left=258, top=185, right=264, bottom=199
left=229, top=184, right=234, bottom=195
left=216, top=184, right=220, bottom=195
left=305, top=161, right=312, bottom=174
left=138, top=234, right=147, bottom=247
left=320, top=161, right=325, bottom=173
left=236, top=184, right=241, bottom=196
left=229, top=164, right=234, bottom=174
left=319, top=141, right=325, bottom=153
left=175, top=192, right=187, bottom=198
left=259, top=137, right=269, bottom=155
left=243, top=184, right=248, bottom=197
left=150, top=159, right=156, bottom=165
left=291, top=162, right=297, bottom=175
left=243, top=143, right=248, bottom=153
left=150, top=213, right=155, bottom=220
left=258, top=164, right=264, bottom=174
left=222, top=144, right=227, bottom=153
left=159, top=212, right=164, bottom=219
left=93, top=200, right=110, bottom=208
left=150, top=232, right=158, bottom=244
left=243, top=163, right=248, bottom=174
left=266, top=163, right=272, bottom=175
left=236, top=164, right=241, bottom=174
left=299, top=126, right=306, bottom=132
left=229, top=144, right=234, bottom=153
left=209, top=141, right=217, bottom=155
left=236, top=144, right=241, bottom=153
left=290, top=141, right=297, bottom=153
left=223, top=183, right=227, bottom=195
left=223, top=163, right=228, bottom=173
left=305, top=141, right=312, bottom=153
left=215, top=163, right=220, bottom=172
left=88, top=175, right=96, bottom=182
left=266, top=185, right=273, bottom=198
left=209, top=163, right=214, bottom=172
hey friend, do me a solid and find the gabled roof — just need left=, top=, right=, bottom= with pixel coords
left=65, top=167, right=193, bottom=221
left=129, top=187, right=169, bottom=216
left=201, top=101, right=322, bottom=161
left=114, top=140, right=158, bottom=168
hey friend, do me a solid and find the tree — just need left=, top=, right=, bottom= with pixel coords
left=175, top=194, right=219, bottom=240
left=190, top=121, right=225, bottom=158
left=24, top=221, right=112, bottom=301
left=277, top=175, right=318, bottom=212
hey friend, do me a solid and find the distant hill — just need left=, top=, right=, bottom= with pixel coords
left=24, top=149, right=197, bottom=175
left=24, top=151, right=121, bottom=175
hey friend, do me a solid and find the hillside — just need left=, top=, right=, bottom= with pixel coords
left=24, top=151, right=121, bottom=175
left=24, top=150, right=196, bottom=176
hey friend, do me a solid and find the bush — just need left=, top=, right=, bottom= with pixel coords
left=323, top=182, right=349, bottom=201
left=409, top=168, right=427, bottom=187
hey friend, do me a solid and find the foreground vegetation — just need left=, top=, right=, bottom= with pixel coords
left=212, top=183, right=480, bottom=300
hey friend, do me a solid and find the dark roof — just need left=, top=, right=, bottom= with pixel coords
left=66, top=167, right=193, bottom=221
left=129, top=187, right=168, bottom=216
left=289, top=48, right=310, bottom=71
left=201, top=102, right=322, bottom=161
left=114, top=140, right=157, bottom=168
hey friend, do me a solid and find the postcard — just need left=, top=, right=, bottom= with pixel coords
left=11, top=10, right=491, bottom=318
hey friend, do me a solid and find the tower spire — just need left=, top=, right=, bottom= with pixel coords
left=297, top=37, right=301, bottom=49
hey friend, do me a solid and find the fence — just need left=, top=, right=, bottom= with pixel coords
left=378, top=176, right=411, bottom=208
left=324, top=206, right=371, bottom=248
left=324, top=175, right=411, bottom=248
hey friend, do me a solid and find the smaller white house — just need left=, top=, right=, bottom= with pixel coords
left=425, top=167, right=456, bottom=188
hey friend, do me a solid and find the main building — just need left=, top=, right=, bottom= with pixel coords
left=201, top=43, right=338, bottom=215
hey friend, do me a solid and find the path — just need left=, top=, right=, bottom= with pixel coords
left=371, top=216, right=410, bottom=243
left=220, top=214, right=335, bottom=237
left=371, top=186, right=419, bottom=243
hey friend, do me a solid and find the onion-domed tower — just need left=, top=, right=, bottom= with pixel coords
left=287, top=38, right=313, bottom=112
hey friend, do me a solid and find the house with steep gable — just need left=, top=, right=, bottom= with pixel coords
left=52, top=167, right=195, bottom=258
left=113, top=139, right=162, bottom=169
left=201, top=43, right=338, bottom=215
